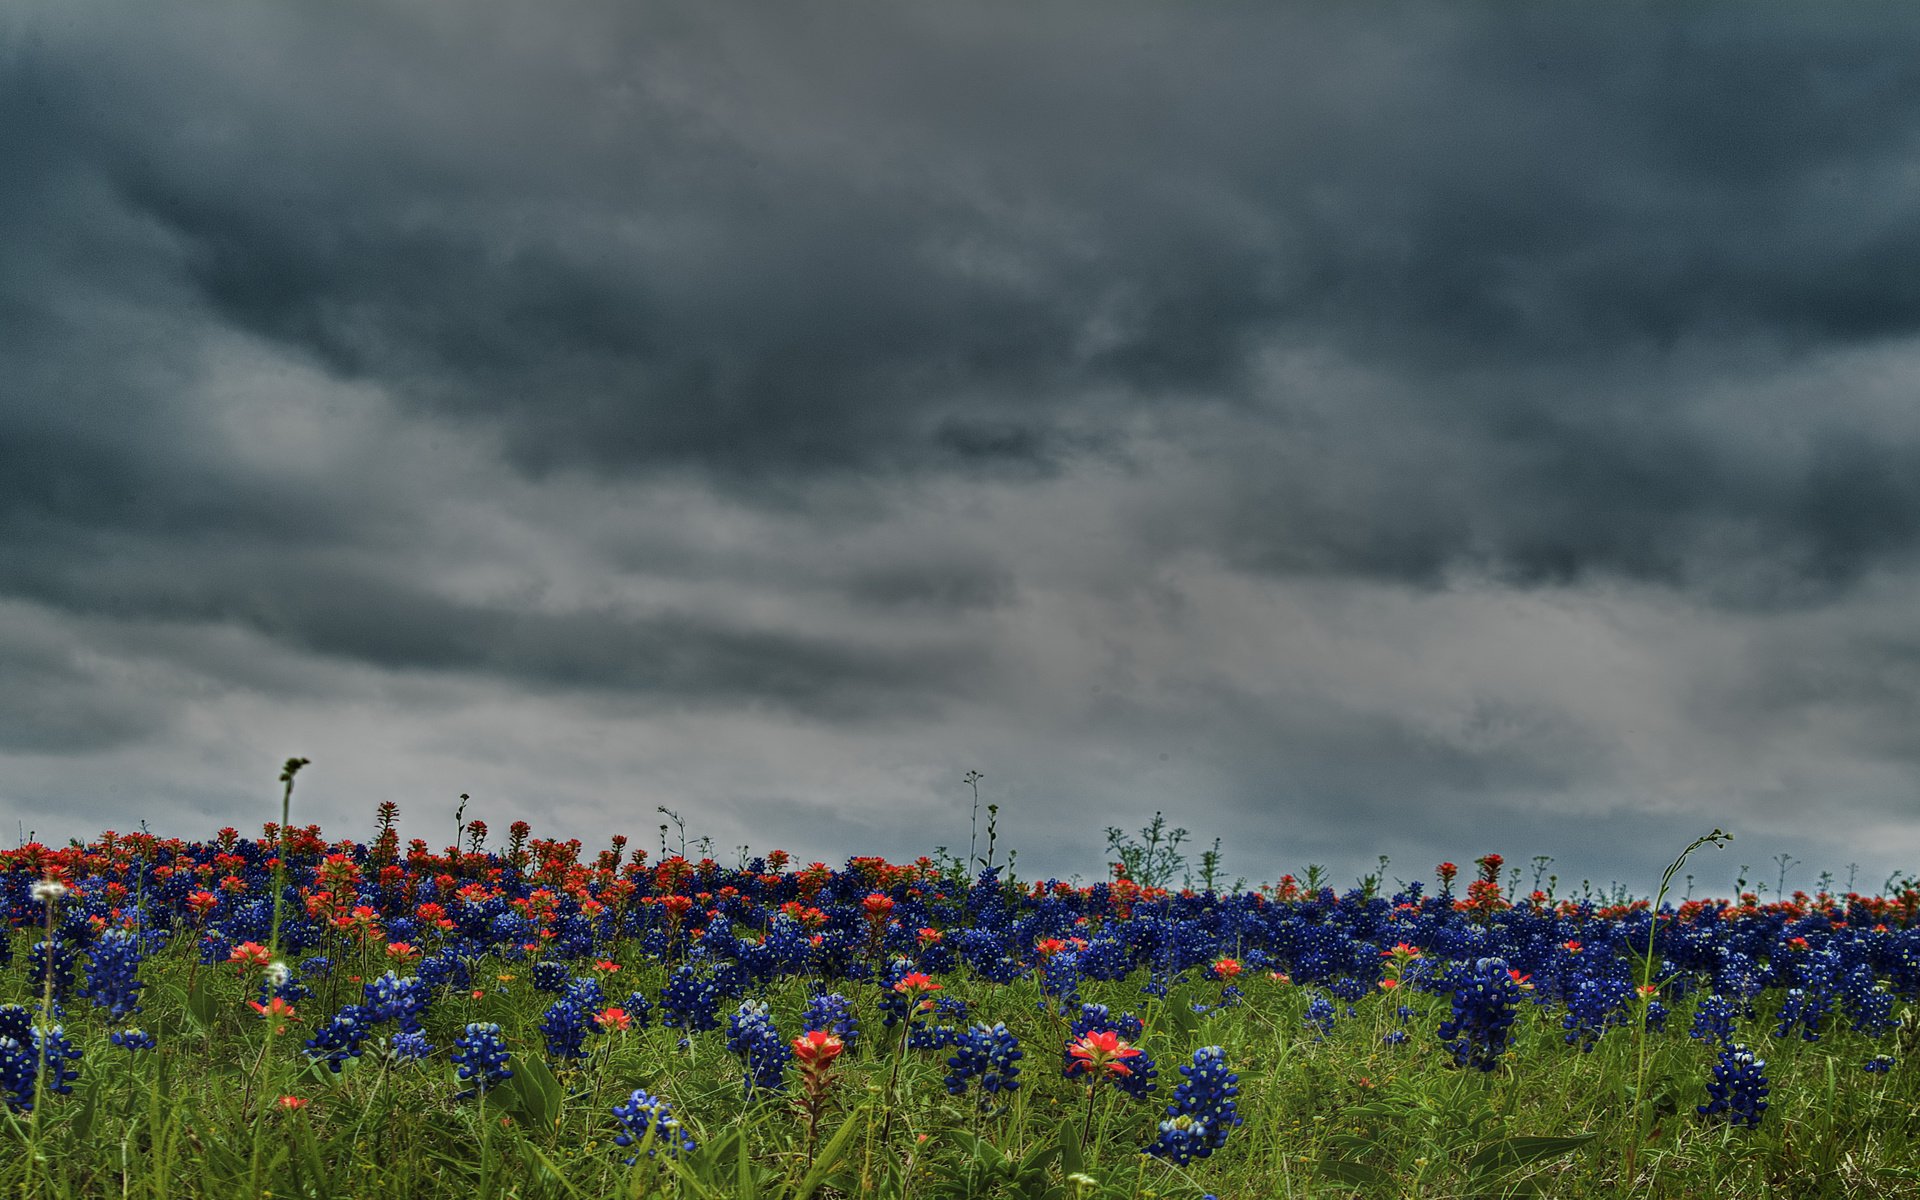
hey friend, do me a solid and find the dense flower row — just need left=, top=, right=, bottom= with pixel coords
left=1, top=816, right=1916, bottom=1150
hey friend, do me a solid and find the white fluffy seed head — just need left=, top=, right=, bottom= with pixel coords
left=29, top=879, right=68, bottom=904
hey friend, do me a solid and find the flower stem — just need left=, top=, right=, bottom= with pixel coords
left=1081, top=1081, right=1098, bottom=1152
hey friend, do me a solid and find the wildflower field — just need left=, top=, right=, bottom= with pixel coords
left=3, top=780, right=1919, bottom=1197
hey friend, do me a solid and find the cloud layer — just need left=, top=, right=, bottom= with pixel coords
left=3, top=1, right=1919, bottom=893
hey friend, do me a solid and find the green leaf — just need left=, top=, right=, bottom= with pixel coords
left=1321, top=1133, right=1381, bottom=1158
left=1015, top=1140, right=1061, bottom=1181
left=500, top=1053, right=563, bottom=1130
left=68, top=1077, right=99, bottom=1143
left=795, top=1105, right=867, bottom=1200
left=1466, top=1134, right=1597, bottom=1176
left=1163, top=990, right=1203, bottom=1042
left=521, top=1143, right=588, bottom=1200
left=736, top=1127, right=760, bottom=1200
left=1057, top=1116, right=1086, bottom=1179
left=185, top=975, right=219, bottom=1028
left=290, top=1115, right=335, bottom=1200
left=1318, top=1157, right=1396, bottom=1187
left=938, top=1127, right=995, bottom=1161
left=943, top=1126, right=1012, bottom=1178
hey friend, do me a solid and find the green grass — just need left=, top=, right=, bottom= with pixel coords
left=4, top=936, right=1918, bottom=1199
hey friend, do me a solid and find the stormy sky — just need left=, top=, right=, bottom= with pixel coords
left=4, top=1, right=1919, bottom=896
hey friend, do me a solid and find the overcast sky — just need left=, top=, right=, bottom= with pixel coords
left=4, top=1, right=1919, bottom=896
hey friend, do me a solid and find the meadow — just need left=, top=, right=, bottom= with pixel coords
left=1, top=773, right=1917, bottom=1198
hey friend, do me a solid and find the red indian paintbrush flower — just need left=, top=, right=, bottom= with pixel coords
left=1066, top=1030, right=1142, bottom=1078
left=792, top=1029, right=845, bottom=1067
left=792, top=1029, right=845, bottom=1149
left=595, top=1006, right=633, bottom=1032
left=229, top=941, right=272, bottom=973
left=893, top=972, right=940, bottom=994
left=250, top=996, right=300, bottom=1035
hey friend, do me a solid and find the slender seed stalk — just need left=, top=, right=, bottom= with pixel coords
left=26, top=883, right=62, bottom=1192
left=268, top=757, right=310, bottom=961
left=1624, top=828, right=1730, bottom=1187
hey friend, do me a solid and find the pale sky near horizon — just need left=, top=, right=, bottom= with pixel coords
left=4, top=1, right=1919, bottom=896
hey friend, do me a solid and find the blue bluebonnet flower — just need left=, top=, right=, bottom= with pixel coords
left=612, top=1089, right=696, bottom=1162
left=1077, top=937, right=1133, bottom=981
left=84, top=929, right=145, bottom=1019
left=112, top=1028, right=157, bottom=1052
left=1698, top=1043, right=1768, bottom=1128
left=1039, top=950, right=1082, bottom=1006
left=541, top=987, right=597, bottom=1063
left=945, top=1022, right=1023, bottom=1104
left=530, top=960, right=571, bottom=994
left=390, top=1030, right=434, bottom=1065
left=1070, top=1004, right=1143, bottom=1042
left=362, top=972, right=431, bottom=1034
left=1645, top=998, right=1670, bottom=1034
left=1772, top=986, right=1833, bottom=1042
left=0, top=1034, right=34, bottom=1113
left=726, top=1001, right=790, bottom=1096
left=1382, top=1029, right=1409, bottom=1047
left=801, top=991, right=858, bottom=1047
left=452, top=1023, right=513, bottom=1097
left=197, top=931, right=232, bottom=967
left=28, top=940, right=77, bottom=1000
left=1864, top=1054, right=1895, bottom=1074
left=1690, top=995, right=1738, bottom=1046
left=1842, top=965, right=1895, bottom=1037
left=489, top=912, right=529, bottom=955
left=1712, top=950, right=1764, bottom=1009
left=1329, top=976, right=1371, bottom=1007
left=1146, top=1046, right=1242, bottom=1165
left=306, top=1005, right=375, bottom=1073
left=1303, top=993, right=1336, bottom=1039
left=0, top=1007, right=73, bottom=1113
left=660, top=965, right=721, bottom=1034
left=1562, top=971, right=1633, bottom=1052
left=1438, top=957, right=1522, bottom=1071
left=611, top=990, right=653, bottom=1029
left=35, top=1026, right=82, bottom=1100
left=908, top=996, right=969, bottom=1050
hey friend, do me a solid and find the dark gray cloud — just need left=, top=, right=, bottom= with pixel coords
left=2, top=1, right=1918, bottom=889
